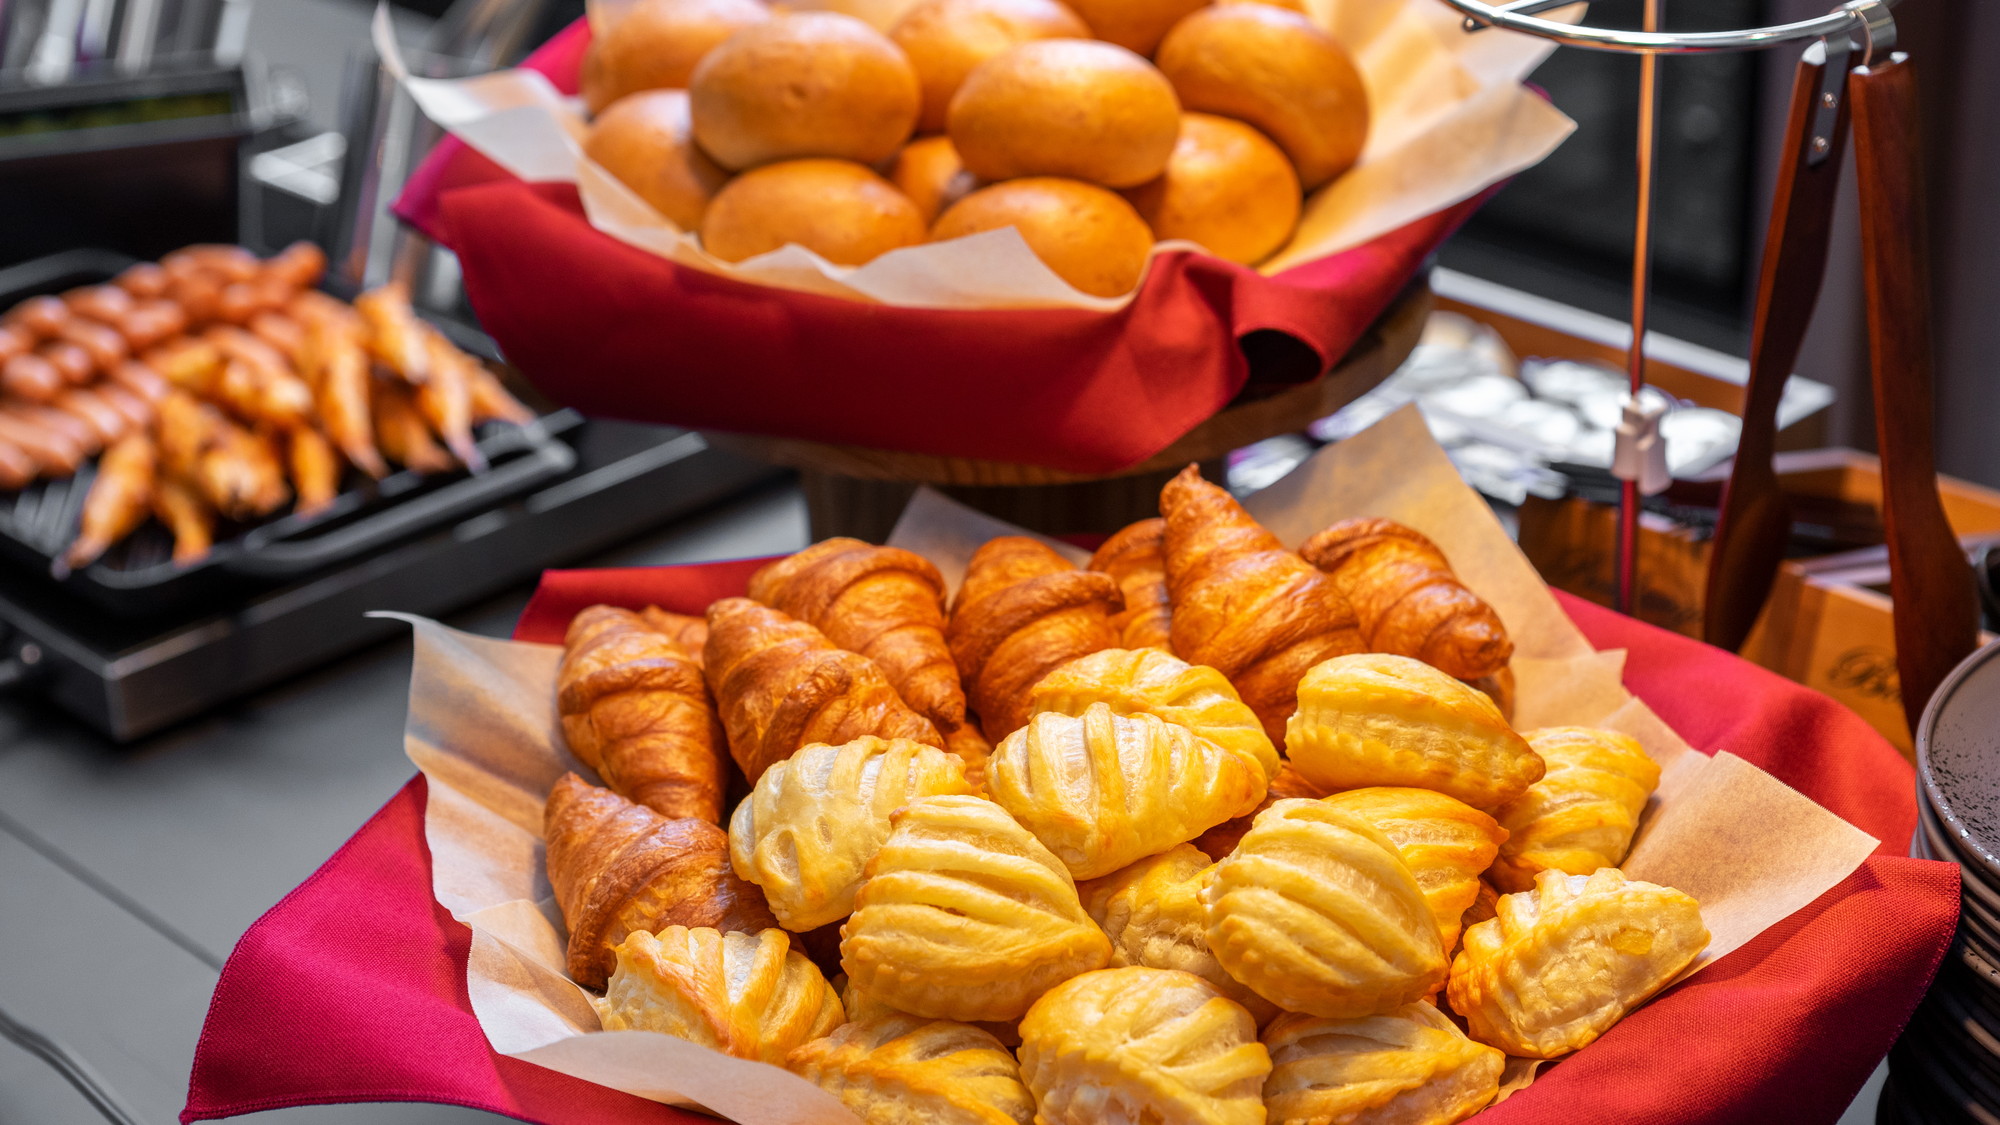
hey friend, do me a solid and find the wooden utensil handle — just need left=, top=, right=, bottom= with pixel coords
left=1849, top=52, right=1980, bottom=731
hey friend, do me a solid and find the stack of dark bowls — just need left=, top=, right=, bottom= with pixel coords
left=1883, top=638, right=2000, bottom=1124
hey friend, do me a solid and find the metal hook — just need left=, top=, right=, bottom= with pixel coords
left=1841, top=0, right=1896, bottom=66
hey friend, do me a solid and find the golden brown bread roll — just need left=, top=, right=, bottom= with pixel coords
left=558, top=605, right=727, bottom=822
left=889, top=134, right=981, bottom=224
left=945, top=535, right=1123, bottom=740
left=1059, top=0, right=1206, bottom=54
left=1154, top=4, right=1369, bottom=190
left=1123, top=112, right=1300, bottom=266
left=890, top=0, right=1090, bottom=133
left=689, top=12, right=922, bottom=169
left=582, top=90, right=731, bottom=231
left=1299, top=517, right=1513, bottom=681
left=1088, top=517, right=1172, bottom=651
left=701, top=159, right=929, bottom=265
left=581, top=0, right=771, bottom=115
left=932, top=178, right=1155, bottom=298
left=947, top=39, right=1181, bottom=188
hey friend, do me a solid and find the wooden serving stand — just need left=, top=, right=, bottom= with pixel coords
left=705, top=280, right=1434, bottom=542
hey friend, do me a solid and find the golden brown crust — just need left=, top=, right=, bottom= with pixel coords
left=596, top=926, right=844, bottom=1062
left=583, top=90, right=730, bottom=231
left=1299, top=517, right=1513, bottom=681
left=688, top=12, right=921, bottom=170
left=889, top=0, right=1091, bottom=134
left=637, top=606, right=709, bottom=669
left=1122, top=112, right=1301, bottom=267
left=1190, top=761, right=1327, bottom=860
left=930, top=178, right=1156, bottom=299
left=558, top=605, right=726, bottom=822
left=1159, top=465, right=1363, bottom=746
left=704, top=597, right=945, bottom=783
left=946, top=39, right=1181, bottom=189
left=1088, top=518, right=1173, bottom=651
left=749, top=538, right=967, bottom=732
left=699, top=159, right=928, bottom=267
left=544, top=773, right=777, bottom=990
left=946, top=536, right=1123, bottom=740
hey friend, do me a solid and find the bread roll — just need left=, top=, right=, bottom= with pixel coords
left=702, top=159, right=928, bottom=264
left=689, top=12, right=922, bottom=169
left=932, top=177, right=1154, bottom=297
left=890, top=0, right=1090, bottom=133
left=1155, top=4, right=1368, bottom=190
left=1123, top=112, right=1299, bottom=265
left=890, top=135, right=979, bottom=223
left=581, top=0, right=771, bottom=116
left=1059, top=0, right=1205, bottom=55
left=948, top=39, right=1180, bottom=188
left=584, top=90, right=731, bottom=230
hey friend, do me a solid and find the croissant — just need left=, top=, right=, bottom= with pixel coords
left=596, top=926, right=844, bottom=1063
left=1159, top=466, right=1363, bottom=746
left=639, top=606, right=709, bottom=668
left=1079, top=844, right=1278, bottom=1024
left=988, top=704, right=1265, bottom=879
left=749, top=538, right=967, bottom=732
left=788, top=1014, right=1037, bottom=1125
left=1018, top=967, right=1271, bottom=1125
left=1489, top=726, right=1661, bottom=893
left=704, top=597, right=944, bottom=784
left=1262, top=1003, right=1504, bottom=1125
left=558, top=606, right=725, bottom=822
left=1029, top=647, right=1280, bottom=785
left=1322, top=787, right=1508, bottom=954
left=1299, top=518, right=1514, bottom=681
left=947, top=537, right=1122, bottom=740
left=1089, top=518, right=1174, bottom=651
left=543, top=773, right=778, bottom=990
left=1192, top=763, right=1329, bottom=860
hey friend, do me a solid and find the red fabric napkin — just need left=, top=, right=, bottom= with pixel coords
left=182, top=565, right=1955, bottom=1125
left=392, top=19, right=1486, bottom=476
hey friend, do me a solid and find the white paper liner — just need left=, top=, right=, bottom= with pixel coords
left=373, top=0, right=1577, bottom=309
left=390, top=406, right=1880, bottom=1119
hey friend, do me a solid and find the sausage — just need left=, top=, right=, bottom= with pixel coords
left=264, top=242, right=328, bottom=290
left=167, top=273, right=223, bottom=325
left=39, top=341, right=94, bottom=385
left=15, top=403, right=100, bottom=454
left=56, top=318, right=128, bottom=371
left=163, top=244, right=259, bottom=282
left=107, top=358, right=170, bottom=404
left=115, top=262, right=170, bottom=299
left=215, top=282, right=262, bottom=324
left=112, top=302, right=188, bottom=351
left=0, top=410, right=85, bottom=475
left=64, top=285, right=135, bottom=324
left=0, top=325, right=30, bottom=366
left=248, top=310, right=305, bottom=365
left=2, top=353, right=62, bottom=403
left=6, top=296, right=69, bottom=339
left=0, top=439, right=35, bottom=489
left=94, top=382, right=156, bottom=432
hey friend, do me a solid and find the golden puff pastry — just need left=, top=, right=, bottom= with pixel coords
left=1261, top=1002, right=1504, bottom=1125
left=788, top=1013, right=1036, bottom=1125
left=1029, top=647, right=1280, bottom=784
left=1019, top=967, right=1271, bottom=1125
left=987, top=704, right=1266, bottom=879
left=837, top=974, right=1023, bottom=1048
left=1488, top=726, right=1661, bottom=893
left=840, top=794, right=1111, bottom=1022
left=1285, top=653, right=1544, bottom=809
left=1204, top=799, right=1445, bottom=1019
left=1447, top=868, right=1708, bottom=1058
left=1193, top=762, right=1330, bottom=860
left=1321, top=787, right=1508, bottom=954
left=595, top=926, right=843, bottom=1063
left=729, top=736, right=976, bottom=931
left=1079, top=844, right=1278, bottom=1024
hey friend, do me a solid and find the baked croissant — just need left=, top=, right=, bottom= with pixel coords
left=639, top=606, right=709, bottom=668
left=840, top=794, right=1111, bottom=1021
left=595, top=926, right=844, bottom=1063
left=1286, top=653, right=1544, bottom=809
left=704, top=597, right=944, bottom=784
left=1029, top=647, right=1280, bottom=784
left=1322, top=787, right=1508, bottom=954
left=1299, top=518, right=1513, bottom=681
left=788, top=1014, right=1037, bottom=1125
left=749, top=538, right=968, bottom=732
left=1447, top=868, right=1708, bottom=1058
left=1089, top=518, right=1174, bottom=651
left=1079, top=844, right=1278, bottom=1024
left=1159, top=466, right=1364, bottom=745
left=728, top=736, right=975, bottom=931
left=558, top=606, right=726, bottom=822
left=1018, top=967, right=1271, bottom=1125
left=1262, top=1003, right=1505, bottom=1125
left=988, top=705, right=1266, bottom=879
left=1489, top=726, right=1661, bottom=893
left=1192, top=763, right=1329, bottom=860
left=946, top=536, right=1122, bottom=741
left=1204, top=798, right=1445, bottom=1019
left=544, top=774, right=778, bottom=990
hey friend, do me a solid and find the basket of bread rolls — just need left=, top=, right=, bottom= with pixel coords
left=386, top=0, right=1571, bottom=477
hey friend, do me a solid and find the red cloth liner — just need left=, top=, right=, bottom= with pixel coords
left=391, top=18, right=1487, bottom=477
left=182, top=570, right=1958, bottom=1125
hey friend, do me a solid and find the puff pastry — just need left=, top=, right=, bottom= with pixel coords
left=1089, top=517, right=1174, bottom=651
left=1193, top=762, right=1329, bottom=860
left=947, top=536, right=1123, bottom=740
left=1262, top=1002, right=1504, bottom=1125
left=1079, top=844, right=1277, bottom=1024
left=638, top=606, right=709, bottom=668
left=1285, top=653, right=1543, bottom=809
left=788, top=1014, right=1036, bottom=1125
left=987, top=704, right=1265, bottom=879
left=729, top=736, right=976, bottom=931
left=1029, top=646, right=1280, bottom=784
left=837, top=975, right=1023, bottom=1048
left=595, top=926, right=844, bottom=1063
left=1321, top=786, right=1507, bottom=954
left=1298, top=517, right=1513, bottom=681
left=1447, top=868, right=1708, bottom=1058
left=1489, top=726, right=1661, bottom=893
left=1204, top=798, right=1445, bottom=1018
left=1018, top=966, right=1271, bottom=1125
left=558, top=605, right=725, bottom=821
left=840, top=794, right=1111, bottom=1021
